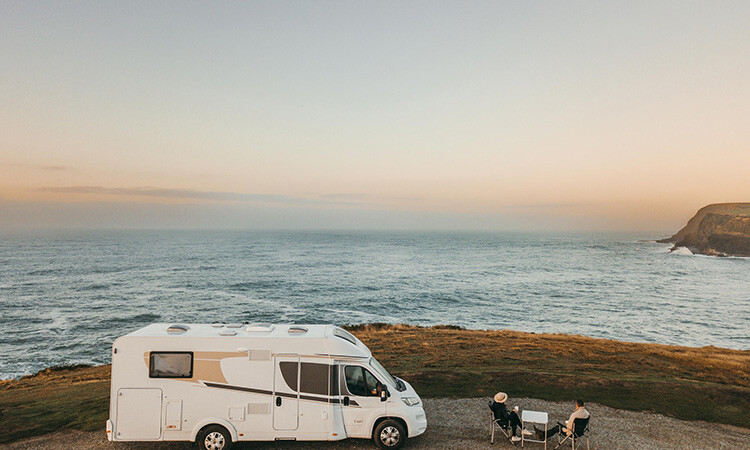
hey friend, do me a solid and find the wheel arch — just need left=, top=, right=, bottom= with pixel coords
left=190, top=419, right=238, bottom=442
left=371, top=416, right=409, bottom=439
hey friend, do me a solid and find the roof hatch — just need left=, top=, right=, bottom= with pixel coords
left=166, top=324, right=189, bottom=334
left=246, top=323, right=275, bottom=332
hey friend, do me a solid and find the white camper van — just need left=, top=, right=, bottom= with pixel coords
left=107, top=323, right=426, bottom=449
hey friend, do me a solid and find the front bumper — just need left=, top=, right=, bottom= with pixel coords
left=406, top=406, right=427, bottom=437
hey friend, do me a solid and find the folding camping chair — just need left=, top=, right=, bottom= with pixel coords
left=554, top=417, right=590, bottom=450
left=488, top=400, right=515, bottom=445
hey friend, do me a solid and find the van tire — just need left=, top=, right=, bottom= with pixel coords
left=373, top=419, right=406, bottom=449
left=196, top=425, right=232, bottom=450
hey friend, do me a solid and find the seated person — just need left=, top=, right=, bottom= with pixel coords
left=489, top=392, right=526, bottom=442
left=535, top=399, right=589, bottom=440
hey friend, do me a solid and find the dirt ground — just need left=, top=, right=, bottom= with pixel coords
left=2, top=397, right=748, bottom=450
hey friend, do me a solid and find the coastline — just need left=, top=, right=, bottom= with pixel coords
left=1, top=325, right=748, bottom=444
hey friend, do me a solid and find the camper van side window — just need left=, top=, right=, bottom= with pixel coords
left=149, top=352, right=193, bottom=378
left=344, top=366, right=380, bottom=397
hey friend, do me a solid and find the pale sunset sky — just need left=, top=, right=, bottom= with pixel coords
left=1, top=1, right=748, bottom=231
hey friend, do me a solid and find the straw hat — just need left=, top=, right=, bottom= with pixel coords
left=494, top=392, right=508, bottom=403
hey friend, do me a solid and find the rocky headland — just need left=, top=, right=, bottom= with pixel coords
left=659, top=203, right=750, bottom=257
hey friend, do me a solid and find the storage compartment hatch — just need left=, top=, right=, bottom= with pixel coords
left=116, top=388, right=162, bottom=440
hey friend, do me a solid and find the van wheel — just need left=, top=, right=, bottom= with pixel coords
left=373, top=419, right=406, bottom=449
left=197, top=425, right=232, bottom=450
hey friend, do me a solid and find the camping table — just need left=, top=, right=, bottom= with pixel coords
left=521, top=410, right=549, bottom=449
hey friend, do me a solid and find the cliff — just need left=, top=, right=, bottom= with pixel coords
left=2, top=324, right=750, bottom=443
left=658, top=203, right=750, bottom=256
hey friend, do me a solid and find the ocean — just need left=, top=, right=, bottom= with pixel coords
left=1, top=230, right=748, bottom=379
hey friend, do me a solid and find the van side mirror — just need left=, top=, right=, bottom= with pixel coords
left=379, top=384, right=389, bottom=402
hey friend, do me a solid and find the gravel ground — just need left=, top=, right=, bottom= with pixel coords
left=3, top=397, right=749, bottom=450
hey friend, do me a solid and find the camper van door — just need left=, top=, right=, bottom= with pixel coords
left=274, top=354, right=300, bottom=430
left=341, top=364, right=386, bottom=438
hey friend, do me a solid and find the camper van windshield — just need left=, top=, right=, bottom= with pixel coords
left=369, top=358, right=400, bottom=390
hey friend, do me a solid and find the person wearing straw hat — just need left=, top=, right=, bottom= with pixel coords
left=490, top=392, right=528, bottom=442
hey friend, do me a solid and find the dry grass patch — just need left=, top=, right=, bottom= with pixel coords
left=345, top=324, right=750, bottom=427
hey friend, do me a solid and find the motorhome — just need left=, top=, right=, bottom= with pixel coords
left=107, top=323, right=427, bottom=449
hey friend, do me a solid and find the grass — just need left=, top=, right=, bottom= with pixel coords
left=1, top=325, right=748, bottom=443
left=346, top=324, right=750, bottom=427
left=0, top=365, right=110, bottom=443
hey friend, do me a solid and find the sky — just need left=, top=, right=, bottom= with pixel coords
left=1, top=1, right=749, bottom=231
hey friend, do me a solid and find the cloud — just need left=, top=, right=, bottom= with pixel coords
left=36, top=186, right=423, bottom=208
left=320, top=192, right=421, bottom=202
left=497, top=202, right=582, bottom=210
left=319, top=193, right=373, bottom=200
left=36, top=186, right=330, bottom=205
left=2, top=163, right=71, bottom=172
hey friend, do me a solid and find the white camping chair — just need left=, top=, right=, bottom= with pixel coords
left=521, top=410, right=548, bottom=449
left=488, top=400, right=514, bottom=444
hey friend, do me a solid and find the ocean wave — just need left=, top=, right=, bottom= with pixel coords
left=229, top=280, right=285, bottom=290
left=91, top=266, right=130, bottom=274
left=670, top=246, right=694, bottom=256
left=27, top=268, right=61, bottom=276
left=124, top=313, right=161, bottom=322
left=79, top=283, right=111, bottom=291
left=87, top=313, right=162, bottom=329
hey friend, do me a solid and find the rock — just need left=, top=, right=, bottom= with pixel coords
left=659, top=203, right=750, bottom=257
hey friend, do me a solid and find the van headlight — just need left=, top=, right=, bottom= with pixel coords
left=401, top=397, right=420, bottom=406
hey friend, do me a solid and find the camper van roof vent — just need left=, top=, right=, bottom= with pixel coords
left=211, top=323, right=223, bottom=328
left=219, top=330, right=237, bottom=336
left=246, top=323, right=274, bottom=332
left=167, top=324, right=189, bottom=334
left=225, top=323, right=243, bottom=328
left=288, top=326, right=308, bottom=335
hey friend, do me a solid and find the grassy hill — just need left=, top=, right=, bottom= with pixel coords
left=1, top=325, right=748, bottom=443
